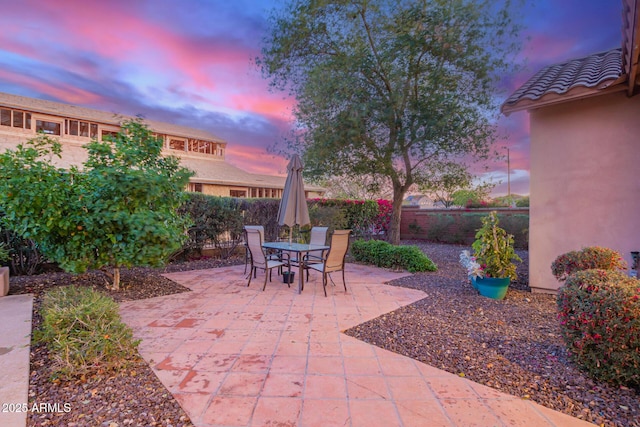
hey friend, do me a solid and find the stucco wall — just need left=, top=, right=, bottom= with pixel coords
left=529, top=91, right=640, bottom=293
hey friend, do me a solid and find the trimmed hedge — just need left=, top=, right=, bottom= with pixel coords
left=351, top=239, right=437, bottom=272
left=557, top=270, right=640, bottom=387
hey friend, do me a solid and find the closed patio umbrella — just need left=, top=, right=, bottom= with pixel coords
left=277, top=154, right=310, bottom=243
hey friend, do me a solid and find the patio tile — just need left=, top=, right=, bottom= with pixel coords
left=395, top=399, right=454, bottom=426
left=251, top=397, right=302, bottom=426
left=269, top=355, right=307, bottom=374
left=349, top=399, right=402, bottom=427
left=482, top=398, right=555, bottom=426
left=275, top=341, right=309, bottom=357
left=308, top=341, right=342, bottom=357
left=306, top=356, right=344, bottom=376
left=201, top=395, right=257, bottom=426
left=386, top=375, right=435, bottom=400
left=378, top=356, right=422, bottom=377
left=193, top=353, right=239, bottom=372
left=304, top=375, right=347, bottom=400
left=299, top=399, right=350, bottom=427
left=425, top=375, right=480, bottom=400
left=261, top=373, right=305, bottom=397
left=345, top=375, right=390, bottom=400
left=177, top=370, right=226, bottom=393
left=438, top=398, right=500, bottom=426
left=218, top=372, right=267, bottom=396
left=231, top=354, right=271, bottom=373
left=343, top=357, right=382, bottom=376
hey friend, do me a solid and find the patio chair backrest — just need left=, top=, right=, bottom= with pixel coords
left=310, top=226, right=328, bottom=246
left=244, top=225, right=265, bottom=242
left=325, top=230, right=351, bottom=272
left=245, top=229, right=266, bottom=268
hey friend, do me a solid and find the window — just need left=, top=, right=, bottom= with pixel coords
left=188, top=183, right=203, bottom=192
left=1, top=109, right=30, bottom=128
left=230, top=190, right=246, bottom=197
left=170, top=139, right=186, bottom=151
left=12, top=111, right=23, bottom=128
left=68, top=120, right=79, bottom=135
left=1, top=109, right=10, bottom=126
left=66, top=119, right=94, bottom=137
left=36, top=120, right=61, bottom=135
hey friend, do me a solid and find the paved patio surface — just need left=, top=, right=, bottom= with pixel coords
left=119, top=264, right=594, bottom=427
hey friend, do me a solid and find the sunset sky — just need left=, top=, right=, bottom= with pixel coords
left=0, top=0, right=621, bottom=196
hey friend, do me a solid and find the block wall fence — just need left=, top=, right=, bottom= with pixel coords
left=399, top=207, right=530, bottom=248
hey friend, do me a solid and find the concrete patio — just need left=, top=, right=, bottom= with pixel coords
left=119, top=263, right=594, bottom=427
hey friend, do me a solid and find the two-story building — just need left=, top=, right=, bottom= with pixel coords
left=0, top=92, right=324, bottom=198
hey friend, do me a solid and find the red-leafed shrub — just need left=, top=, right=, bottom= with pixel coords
left=557, top=269, right=640, bottom=387
left=551, top=247, right=627, bottom=282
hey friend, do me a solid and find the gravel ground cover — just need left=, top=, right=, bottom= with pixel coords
left=8, top=242, right=640, bottom=426
left=345, top=241, right=640, bottom=427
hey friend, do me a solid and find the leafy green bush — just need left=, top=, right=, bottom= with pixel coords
left=36, top=286, right=140, bottom=379
left=551, top=247, right=627, bottom=282
left=0, top=121, right=193, bottom=289
left=557, top=270, right=640, bottom=387
left=351, top=239, right=437, bottom=272
left=178, top=193, right=244, bottom=260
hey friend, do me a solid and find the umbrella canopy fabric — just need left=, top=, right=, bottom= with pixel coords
left=277, top=154, right=310, bottom=230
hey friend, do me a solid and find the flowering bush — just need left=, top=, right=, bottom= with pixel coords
left=551, top=247, right=627, bottom=282
left=557, top=269, right=640, bottom=386
left=459, top=250, right=484, bottom=279
left=470, top=211, right=521, bottom=280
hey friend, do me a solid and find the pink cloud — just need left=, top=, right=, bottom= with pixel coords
left=0, top=70, right=103, bottom=105
left=229, top=93, right=295, bottom=120
left=225, top=145, right=288, bottom=176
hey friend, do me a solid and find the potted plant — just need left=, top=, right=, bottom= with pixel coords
left=462, top=211, right=521, bottom=299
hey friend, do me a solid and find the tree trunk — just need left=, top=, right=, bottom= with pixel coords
left=112, top=267, right=120, bottom=291
left=388, top=188, right=406, bottom=245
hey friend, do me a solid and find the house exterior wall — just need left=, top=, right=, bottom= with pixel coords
left=529, top=91, right=640, bottom=293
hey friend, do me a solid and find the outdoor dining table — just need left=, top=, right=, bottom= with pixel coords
left=262, top=241, right=330, bottom=294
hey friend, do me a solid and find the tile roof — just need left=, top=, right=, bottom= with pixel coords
left=501, top=49, right=625, bottom=114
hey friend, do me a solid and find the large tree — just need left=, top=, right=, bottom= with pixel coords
left=259, top=0, right=522, bottom=243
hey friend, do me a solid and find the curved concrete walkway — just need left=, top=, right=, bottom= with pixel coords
left=0, top=294, right=33, bottom=427
left=119, top=264, right=595, bottom=427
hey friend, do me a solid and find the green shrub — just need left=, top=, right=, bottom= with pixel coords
left=557, top=270, right=640, bottom=387
left=36, top=286, right=140, bottom=379
left=351, top=239, right=437, bottom=272
left=551, top=247, right=627, bottom=282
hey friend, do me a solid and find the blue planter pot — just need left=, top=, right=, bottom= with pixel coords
left=470, top=276, right=478, bottom=290
left=474, top=276, right=510, bottom=300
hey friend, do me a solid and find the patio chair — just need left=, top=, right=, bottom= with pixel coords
left=243, top=225, right=280, bottom=275
left=304, top=229, right=351, bottom=297
left=245, top=229, right=291, bottom=291
left=302, top=226, right=329, bottom=279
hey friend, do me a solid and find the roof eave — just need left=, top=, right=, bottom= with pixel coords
left=501, top=79, right=628, bottom=115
